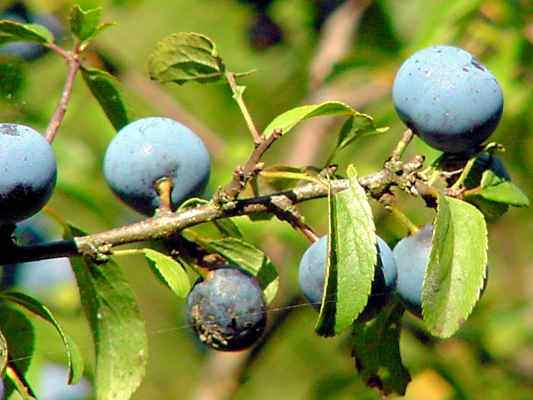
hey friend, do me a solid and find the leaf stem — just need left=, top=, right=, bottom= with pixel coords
left=224, top=71, right=262, bottom=144
left=450, top=157, right=477, bottom=190
left=154, top=177, right=174, bottom=215
left=258, top=170, right=321, bottom=184
left=45, top=42, right=82, bottom=143
left=112, top=249, right=145, bottom=257
left=6, top=364, right=36, bottom=399
left=386, top=206, right=419, bottom=235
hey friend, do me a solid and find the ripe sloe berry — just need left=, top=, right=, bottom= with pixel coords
left=0, top=124, right=57, bottom=225
left=393, top=45, right=503, bottom=154
left=393, top=224, right=488, bottom=317
left=298, top=235, right=397, bottom=322
left=187, top=268, right=266, bottom=351
left=103, top=117, right=211, bottom=215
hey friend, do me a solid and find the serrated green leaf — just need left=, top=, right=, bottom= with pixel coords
left=81, top=67, right=130, bottom=131
left=316, top=166, right=377, bottom=336
left=422, top=196, right=488, bottom=338
left=352, top=301, right=411, bottom=395
left=65, top=225, right=148, bottom=400
left=0, top=20, right=53, bottom=44
left=148, top=32, right=224, bottom=85
left=0, top=305, right=34, bottom=398
left=142, top=249, right=191, bottom=298
left=204, top=238, right=279, bottom=304
left=0, top=291, right=83, bottom=384
left=263, top=101, right=353, bottom=137
left=69, top=5, right=102, bottom=42
left=479, top=170, right=529, bottom=207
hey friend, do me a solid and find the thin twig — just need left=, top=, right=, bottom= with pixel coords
left=45, top=43, right=82, bottom=143
left=225, top=71, right=262, bottom=144
left=390, top=129, right=414, bottom=161
left=222, top=129, right=282, bottom=199
left=0, top=157, right=427, bottom=265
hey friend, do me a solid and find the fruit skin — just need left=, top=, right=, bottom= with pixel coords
left=394, top=224, right=489, bottom=317
left=393, top=225, right=433, bottom=316
left=298, top=235, right=397, bottom=322
left=187, top=267, right=266, bottom=351
left=103, top=117, right=211, bottom=215
left=0, top=124, right=57, bottom=224
left=392, top=45, right=503, bottom=154
left=37, top=362, right=91, bottom=400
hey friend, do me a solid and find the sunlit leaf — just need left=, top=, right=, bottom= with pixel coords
left=316, top=166, right=376, bottom=336
left=0, top=292, right=83, bottom=384
left=148, top=32, right=224, bottom=85
left=65, top=225, right=148, bottom=400
left=143, top=249, right=191, bottom=298
left=422, top=195, right=488, bottom=338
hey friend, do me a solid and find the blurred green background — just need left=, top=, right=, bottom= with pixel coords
left=1, top=0, right=532, bottom=398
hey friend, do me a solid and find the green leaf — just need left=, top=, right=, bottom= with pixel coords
left=213, top=219, right=242, bottom=239
left=65, top=225, right=148, bottom=400
left=0, top=292, right=83, bottom=384
left=148, top=32, right=224, bottom=85
left=422, top=196, right=488, bottom=338
left=0, top=305, right=34, bottom=398
left=0, top=328, right=7, bottom=375
left=262, top=101, right=387, bottom=161
left=316, top=166, right=377, bottom=336
left=465, top=195, right=509, bottom=222
left=81, top=67, right=130, bottom=131
left=204, top=238, right=279, bottom=304
left=142, top=249, right=191, bottom=298
left=69, top=5, right=103, bottom=42
left=352, top=301, right=411, bottom=395
left=263, top=101, right=353, bottom=137
left=335, top=115, right=389, bottom=151
left=0, top=20, right=53, bottom=44
left=479, top=170, right=530, bottom=207
left=0, top=58, right=25, bottom=99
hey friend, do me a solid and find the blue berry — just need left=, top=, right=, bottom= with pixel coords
left=0, top=124, right=57, bottom=224
left=393, top=225, right=433, bottom=316
left=394, top=224, right=488, bottom=317
left=37, top=363, right=91, bottom=400
left=103, top=117, right=211, bottom=215
left=187, top=268, right=266, bottom=351
left=298, top=235, right=397, bottom=321
left=393, top=45, right=503, bottom=154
